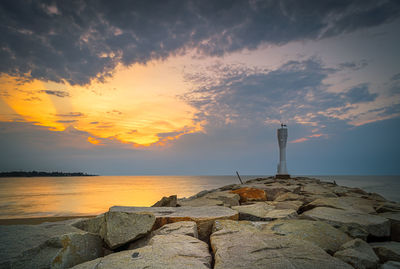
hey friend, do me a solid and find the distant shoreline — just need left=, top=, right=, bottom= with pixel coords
left=0, top=171, right=98, bottom=177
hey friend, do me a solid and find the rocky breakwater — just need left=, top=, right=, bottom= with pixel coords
left=1, top=176, right=400, bottom=269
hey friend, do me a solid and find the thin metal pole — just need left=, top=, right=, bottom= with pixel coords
left=236, top=171, right=243, bottom=184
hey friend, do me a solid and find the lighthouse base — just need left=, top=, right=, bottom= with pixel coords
left=275, top=174, right=291, bottom=179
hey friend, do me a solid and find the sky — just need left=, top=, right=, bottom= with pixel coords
left=0, top=0, right=400, bottom=175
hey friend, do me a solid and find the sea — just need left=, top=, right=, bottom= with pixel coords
left=0, top=175, right=399, bottom=219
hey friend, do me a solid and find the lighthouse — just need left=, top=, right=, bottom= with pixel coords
left=276, top=124, right=290, bottom=179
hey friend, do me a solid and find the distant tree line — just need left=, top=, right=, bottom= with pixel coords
left=0, top=171, right=98, bottom=177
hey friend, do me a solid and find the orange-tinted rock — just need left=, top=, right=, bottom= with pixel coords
left=230, top=187, right=267, bottom=203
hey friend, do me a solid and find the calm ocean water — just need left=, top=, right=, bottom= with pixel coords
left=0, top=175, right=399, bottom=219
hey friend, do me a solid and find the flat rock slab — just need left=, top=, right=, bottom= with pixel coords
left=370, top=241, right=400, bottom=263
left=71, top=234, right=211, bottom=269
left=334, top=239, right=379, bottom=269
left=110, top=206, right=238, bottom=241
left=264, top=219, right=352, bottom=254
left=380, top=261, right=400, bottom=269
left=302, top=207, right=390, bottom=238
left=211, top=229, right=353, bottom=269
left=232, top=202, right=297, bottom=221
left=302, top=197, right=376, bottom=214
left=0, top=221, right=103, bottom=269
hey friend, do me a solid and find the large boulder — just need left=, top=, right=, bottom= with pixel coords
left=264, top=219, right=352, bottom=254
left=379, top=212, right=400, bottom=242
left=151, top=195, right=177, bottom=207
left=302, top=207, right=390, bottom=238
left=267, top=200, right=304, bottom=211
left=302, top=197, right=376, bottom=214
left=71, top=234, right=211, bottom=269
left=333, top=239, right=379, bottom=269
left=0, top=221, right=103, bottom=269
left=179, top=191, right=240, bottom=207
left=232, top=202, right=297, bottom=221
left=128, top=221, right=198, bottom=249
left=110, top=206, right=238, bottom=241
left=370, top=241, right=400, bottom=263
left=230, top=187, right=267, bottom=202
left=211, top=229, right=353, bottom=269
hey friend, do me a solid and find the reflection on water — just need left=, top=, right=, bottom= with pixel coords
left=0, top=175, right=399, bottom=219
left=0, top=175, right=255, bottom=219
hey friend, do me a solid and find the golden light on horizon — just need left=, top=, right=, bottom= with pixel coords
left=0, top=59, right=204, bottom=147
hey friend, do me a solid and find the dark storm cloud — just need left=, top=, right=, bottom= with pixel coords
left=1, top=0, right=399, bottom=85
left=39, top=90, right=70, bottom=97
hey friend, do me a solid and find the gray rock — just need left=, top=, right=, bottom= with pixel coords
left=232, top=202, right=297, bottom=221
left=302, top=207, right=390, bottom=238
left=0, top=221, right=103, bottom=269
left=128, top=221, right=198, bottom=249
left=72, top=214, right=105, bottom=235
left=110, top=205, right=238, bottom=242
left=71, top=234, right=211, bottom=269
left=334, top=239, right=379, bottom=269
left=380, top=261, right=400, bottom=269
left=302, top=197, right=376, bottom=214
left=267, top=200, right=304, bottom=211
left=151, top=195, right=177, bottom=207
left=103, top=211, right=156, bottom=249
left=265, top=219, right=352, bottom=254
left=211, top=229, right=353, bottom=269
left=274, top=192, right=302, bottom=202
left=370, top=241, right=400, bottom=263
left=376, top=202, right=400, bottom=213
left=179, top=191, right=240, bottom=207
left=379, top=212, right=400, bottom=242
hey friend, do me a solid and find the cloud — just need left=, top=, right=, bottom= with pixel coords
left=343, top=84, right=378, bottom=103
left=1, top=0, right=399, bottom=85
left=39, top=90, right=70, bottom=98
left=56, top=112, right=84, bottom=117
left=56, top=120, right=77, bottom=123
left=183, top=58, right=399, bottom=132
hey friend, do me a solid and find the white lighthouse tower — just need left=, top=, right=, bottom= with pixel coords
left=276, top=124, right=290, bottom=179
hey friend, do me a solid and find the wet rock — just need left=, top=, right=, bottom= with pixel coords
left=0, top=221, right=103, bottom=269
left=230, top=187, right=267, bottom=202
left=333, top=239, right=379, bottom=269
left=302, top=207, right=390, bottom=238
left=379, top=212, right=400, bottom=242
left=110, top=205, right=238, bottom=241
left=71, top=234, right=211, bottom=269
left=152, top=195, right=177, bottom=207
left=232, top=202, right=297, bottom=221
left=265, top=219, right=352, bottom=254
left=370, top=241, right=400, bottom=263
left=302, top=197, right=376, bottom=214
left=211, top=229, right=353, bottom=269
left=128, top=221, right=198, bottom=249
